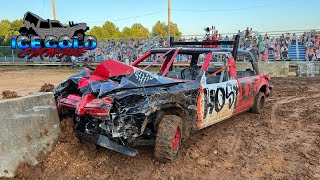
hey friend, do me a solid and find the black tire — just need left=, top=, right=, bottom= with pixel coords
left=251, top=92, right=265, bottom=114
left=75, top=31, right=84, bottom=41
left=154, top=115, right=182, bottom=162
left=19, top=27, right=28, bottom=36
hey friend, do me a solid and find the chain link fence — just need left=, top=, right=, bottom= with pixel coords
left=1, top=30, right=319, bottom=63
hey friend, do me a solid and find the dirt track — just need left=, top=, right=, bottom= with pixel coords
left=1, top=68, right=320, bottom=179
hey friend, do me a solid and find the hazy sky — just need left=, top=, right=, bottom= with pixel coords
left=1, top=0, right=319, bottom=35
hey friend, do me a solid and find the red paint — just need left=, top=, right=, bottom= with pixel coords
left=83, top=108, right=109, bottom=117
left=173, top=127, right=180, bottom=151
left=76, top=94, right=96, bottom=115
left=83, top=97, right=113, bottom=117
left=233, top=74, right=270, bottom=115
left=58, top=94, right=81, bottom=109
left=201, top=52, right=212, bottom=72
left=162, top=48, right=181, bottom=77
left=132, top=52, right=151, bottom=67
left=17, top=47, right=88, bottom=60
left=78, top=60, right=135, bottom=89
left=143, top=49, right=174, bottom=70
left=228, top=57, right=237, bottom=78
left=160, top=56, right=171, bottom=72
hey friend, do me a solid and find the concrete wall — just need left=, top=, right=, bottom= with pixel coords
left=296, top=62, right=320, bottom=77
left=236, top=61, right=290, bottom=77
left=0, top=93, right=60, bottom=178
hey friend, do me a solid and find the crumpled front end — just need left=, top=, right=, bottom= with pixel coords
left=53, top=60, right=185, bottom=156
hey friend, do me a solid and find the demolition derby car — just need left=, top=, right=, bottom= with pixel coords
left=54, top=35, right=271, bottom=162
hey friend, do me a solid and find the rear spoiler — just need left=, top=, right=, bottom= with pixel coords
left=170, top=35, right=240, bottom=58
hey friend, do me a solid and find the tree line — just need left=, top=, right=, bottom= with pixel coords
left=88, top=20, right=181, bottom=39
left=0, top=19, right=182, bottom=46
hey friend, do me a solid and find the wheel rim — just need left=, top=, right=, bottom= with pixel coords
left=173, top=127, right=180, bottom=151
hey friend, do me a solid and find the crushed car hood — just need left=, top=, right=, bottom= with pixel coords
left=54, top=60, right=186, bottom=98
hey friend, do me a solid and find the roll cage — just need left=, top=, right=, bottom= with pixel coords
left=131, top=35, right=258, bottom=81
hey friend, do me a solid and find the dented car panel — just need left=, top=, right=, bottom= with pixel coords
left=54, top=42, right=271, bottom=156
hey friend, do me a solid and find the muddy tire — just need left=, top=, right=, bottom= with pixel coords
left=251, top=92, right=265, bottom=114
left=154, top=115, right=182, bottom=162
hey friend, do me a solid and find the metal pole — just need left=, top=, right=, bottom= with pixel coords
left=168, top=0, right=171, bottom=45
left=51, top=0, right=57, bottom=20
left=12, top=49, right=14, bottom=63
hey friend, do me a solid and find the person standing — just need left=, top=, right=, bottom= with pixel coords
left=292, top=33, right=297, bottom=45
left=264, top=48, right=269, bottom=61
left=258, top=34, right=263, bottom=42
left=282, top=47, right=289, bottom=61
left=249, top=46, right=259, bottom=61
left=316, top=48, right=320, bottom=61
left=70, top=56, right=76, bottom=69
left=248, top=28, right=253, bottom=40
left=258, top=39, right=266, bottom=61
left=223, top=35, right=230, bottom=48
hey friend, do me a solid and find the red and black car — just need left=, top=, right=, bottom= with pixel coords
left=54, top=35, right=271, bottom=162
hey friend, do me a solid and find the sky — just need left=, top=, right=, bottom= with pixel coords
left=1, top=0, right=319, bottom=36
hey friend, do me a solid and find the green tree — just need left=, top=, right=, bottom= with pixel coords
left=121, top=26, right=133, bottom=38
left=0, top=19, right=23, bottom=45
left=151, top=21, right=167, bottom=36
left=151, top=21, right=182, bottom=37
left=121, top=23, right=149, bottom=38
left=88, top=21, right=120, bottom=38
left=169, top=22, right=182, bottom=37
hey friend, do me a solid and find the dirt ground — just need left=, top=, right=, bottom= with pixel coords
left=0, top=68, right=75, bottom=99
left=0, top=68, right=320, bottom=180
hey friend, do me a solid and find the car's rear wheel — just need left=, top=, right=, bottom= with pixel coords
left=154, top=115, right=182, bottom=162
left=251, top=91, right=265, bottom=114
left=19, top=27, right=28, bottom=36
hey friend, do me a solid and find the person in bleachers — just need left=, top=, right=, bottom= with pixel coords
left=249, top=45, right=259, bottom=61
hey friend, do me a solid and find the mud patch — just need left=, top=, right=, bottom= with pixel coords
left=12, top=77, right=320, bottom=179
left=15, top=117, right=98, bottom=179
left=39, top=83, right=55, bottom=92
left=1, top=90, right=21, bottom=99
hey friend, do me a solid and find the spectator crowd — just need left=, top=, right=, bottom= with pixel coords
left=79, top=37, right=170, bottom=63
left=67, top=28, right=320, bottom=64
left=236, top=28, right=320, bottom=61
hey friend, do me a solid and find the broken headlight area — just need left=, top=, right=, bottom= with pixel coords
left=82, top=97, right=113, bottom=118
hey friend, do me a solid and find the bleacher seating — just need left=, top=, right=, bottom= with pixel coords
left=288, top=44, right=306, bottom=61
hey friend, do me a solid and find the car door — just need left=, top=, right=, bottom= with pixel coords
left=197, top=67, right=239, bottom=129
left=233, top=54, right=259, bottom=114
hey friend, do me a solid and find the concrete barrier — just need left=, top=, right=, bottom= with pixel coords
left=0, top=92, right=60, bottom=178
left=297, top=62, right=320, bottom=77
left=236, top=61, right=290, bottom=77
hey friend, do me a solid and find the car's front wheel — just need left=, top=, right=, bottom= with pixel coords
left=154, top=115, right=182, bottom=162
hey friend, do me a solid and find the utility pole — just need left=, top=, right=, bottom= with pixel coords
left=168, top=0, right=171, bottom=44
left=52, top=0, right=56, bottom=20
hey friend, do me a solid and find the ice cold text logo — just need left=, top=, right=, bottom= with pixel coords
left=11, top=35, right=97, bottom=59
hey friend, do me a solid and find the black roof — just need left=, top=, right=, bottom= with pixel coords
left=150, top=47, right=251, bottom=56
